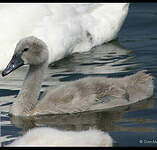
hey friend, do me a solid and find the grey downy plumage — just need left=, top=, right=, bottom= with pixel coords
left=2, top=36, right=154, bottom=116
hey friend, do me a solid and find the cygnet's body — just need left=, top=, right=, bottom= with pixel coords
left=2, top=36, right=154, bottom=116
left=7, top=127, right=113, bottom=147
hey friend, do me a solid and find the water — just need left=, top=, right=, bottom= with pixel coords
left=0, top=3, right=157, bottom=147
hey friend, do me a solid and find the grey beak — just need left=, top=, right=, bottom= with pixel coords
left=2, top=54, right=24, bottom=77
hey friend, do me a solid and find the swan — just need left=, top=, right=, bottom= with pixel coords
left=7, top=127, right=113, bottom=147
left=0, top=3, right=129, bottom=70
left=1, top=36, right=154, bottom=116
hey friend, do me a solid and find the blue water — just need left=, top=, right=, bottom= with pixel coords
left=110, top=3, right=157, bottom=147
left=1, top=3, right=157, bottom=147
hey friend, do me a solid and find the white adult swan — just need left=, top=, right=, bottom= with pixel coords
left=2, top=36, right=154, bottom=116
left=0, top=3, right=129, bottom=70
left=8, top=127, right=113, bottom=147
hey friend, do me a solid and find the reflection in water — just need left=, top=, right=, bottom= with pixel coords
left=0, top=40, right=155, bottom=146
left=49, top=40, right=136, bottom=74
left=10, top=97, right=154, bottom=136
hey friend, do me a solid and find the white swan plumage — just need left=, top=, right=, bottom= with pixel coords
left=0, top=3, right=129, bottom=70
left=7, top=127, right=113, bottom=147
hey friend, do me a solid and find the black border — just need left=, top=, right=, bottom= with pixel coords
left=0, top=0, right=156, bottom=3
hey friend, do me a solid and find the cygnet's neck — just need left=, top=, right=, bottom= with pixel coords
left=10, top=61, right=48, bottom=116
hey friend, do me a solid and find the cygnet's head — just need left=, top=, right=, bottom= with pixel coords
left=2, top=36, right=48, bottom=77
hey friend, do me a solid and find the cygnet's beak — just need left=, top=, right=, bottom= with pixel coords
left=2, top=54, right=24, bottom=77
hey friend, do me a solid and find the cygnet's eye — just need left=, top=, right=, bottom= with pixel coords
left=23, top=48, right=29, bottom=52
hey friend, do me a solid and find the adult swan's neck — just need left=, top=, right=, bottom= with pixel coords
left=10, top=61, right=48, bottom=116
